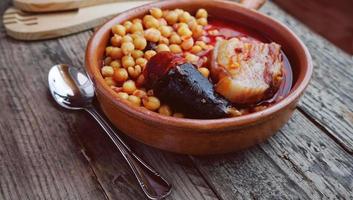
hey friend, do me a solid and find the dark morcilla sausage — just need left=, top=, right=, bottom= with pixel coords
left=144, top=52, right=235, bottom=119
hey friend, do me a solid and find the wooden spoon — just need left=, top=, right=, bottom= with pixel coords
left=3, top=1, right=151, bottom=40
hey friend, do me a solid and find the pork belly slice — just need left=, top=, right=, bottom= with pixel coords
left=211, top=37, right=284, bottom=104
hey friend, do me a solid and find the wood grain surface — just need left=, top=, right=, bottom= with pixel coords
left=0, top=1, right=352, bottom=200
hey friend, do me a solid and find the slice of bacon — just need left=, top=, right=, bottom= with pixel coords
left=211, top=37, right=284, bottom=104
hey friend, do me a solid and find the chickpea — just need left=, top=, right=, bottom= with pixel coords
left=177, top=26, right=192, bottom=37
left=173, top=113, right=184, bottom=118
left=177, top=22, right=188, bottom=29
left=159, top=25, right=172, bottom=38
left=112, top=24, right=126, bottom=36
left=113, top=68, right=128, bottom=82
left=110, top=47, right=123, bottom=59
left=131, top=50, right=144, bottom=59
left=122, top=55, right=135, bottom=68
left=181, top=37, right=194, bottom=50
left=123, top=21, right=133, bottom=33
left=169, top=33, right=181, bottom=44
left=159, top=105, right=172, bottom=116
left=192, top=25, right=204, bottom=39
left=104, top=56, right=112, bottom=65
left=197, top=18, right=208, bottom=26
left=158, top=18, right=168, bottom=26
left=191, top=45, right=202, bottom=54
left=130, top=22, right=144, bottom=33
left=162, top=10, right=169, bottom=18
left=121, top=42, right=135, bottom=55
left=121, top=35, right=133, bottom=43
left=131, top=31, right=144, bottom=40
left=122, top=80, right=136, bottom=94
left=142, top=96, right=161, bottom=111
left=185, top=52, right=199, bottom=64
left=196, top=8, right=208, bottom=19
left=111, top=34, right=122, bottom=47
left=195, top=41, right=207, bottom=49
left=143, top=15, right=160, bottom=29
left=179, top=11, right=192, bottom=23
left=132, top=89, right=147, bottom=98
left=132, top=18, right=142, bottom=24
left=128, top=95, right=141, bottom=106
left=101, top=66, right=114, bottom=77
left=144, top=50, right=157, bottom=60
left=136, top=57, right=148, bottom=68
left=156, top=44, right=170, bottom=52
left=159, top=36, right=169, bottom=45
left=105, top=46, right=113, bottom=56
left=165, top=11, right=178, bottom=25
left=174, top=8, right=184, bottom=16
left=198, top=67, right=210, bottom=78
left=110, top=60, right=121, bottom=68
left=133, top=37, right=147, bottom=50
left=144, top=28, right=161, bottom=42
left=187, top=19, right=198, bottom=31
left=117, top=92, right=129, bottom=100
left=127, top=65, right=142, bottom=78
left=150, top=7, right=163, bottom=19
left=169, top=44, right=182, bottom=53
left=104, top=77, right=116, bottom=87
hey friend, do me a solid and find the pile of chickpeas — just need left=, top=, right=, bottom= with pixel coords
left=101, top=7, right=212, bottom=117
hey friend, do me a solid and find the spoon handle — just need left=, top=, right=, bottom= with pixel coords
left=85, top=107, right=172, bottom=200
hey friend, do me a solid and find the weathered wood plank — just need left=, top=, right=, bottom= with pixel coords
left=56, top=31, right=219, bottom=200
left=192, top=110, right=353, bottom=199
left=0, top=33, right=106, bottom=199
left=262, top=2, right=353, bottom=152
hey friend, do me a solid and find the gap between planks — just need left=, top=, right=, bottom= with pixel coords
left=298, top=107, right=353, bottom=155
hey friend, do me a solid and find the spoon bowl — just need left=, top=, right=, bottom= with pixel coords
left=48, top=64, right=94, bottom=110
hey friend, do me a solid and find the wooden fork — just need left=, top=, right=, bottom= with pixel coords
left=3, top=1, right=151, bottom=41
left=13, top=0, right=119, bottom=13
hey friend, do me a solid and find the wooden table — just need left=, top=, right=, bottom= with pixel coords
left=1, top=1, right=352, bottom=199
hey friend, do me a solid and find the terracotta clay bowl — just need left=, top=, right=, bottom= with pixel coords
left=85, top=0, right=312, bottom=155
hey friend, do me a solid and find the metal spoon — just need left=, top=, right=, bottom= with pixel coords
left=48, top=64, right=172, bottom=200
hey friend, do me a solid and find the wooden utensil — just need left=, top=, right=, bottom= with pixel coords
left=13, top=0, right=120, bottom=13
left=3, top=1, right=151, bottom=41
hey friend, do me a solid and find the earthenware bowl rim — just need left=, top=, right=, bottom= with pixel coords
left=85, top=0, right=313, bottom=131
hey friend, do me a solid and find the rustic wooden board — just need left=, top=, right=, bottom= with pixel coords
left=1, top=0, right=353, bottom=200
left=260, top=2, right=353, bottom=153
left=192, top=111, right=353, bottom=199
left=0, top=32, right=106, bottom=200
